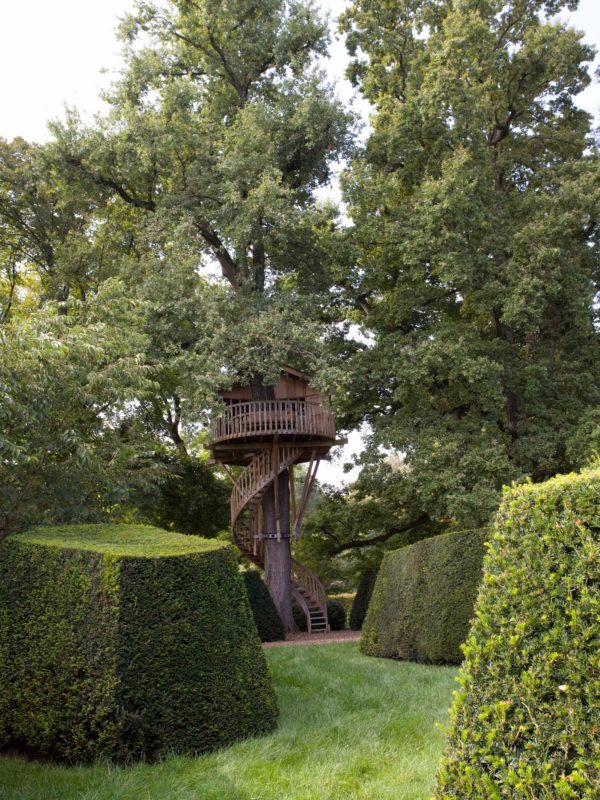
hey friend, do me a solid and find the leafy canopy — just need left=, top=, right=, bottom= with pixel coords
left=339, top=0, right=600, bottom=530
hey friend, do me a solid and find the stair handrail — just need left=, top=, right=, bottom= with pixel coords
left=291, top=558, right=328, bottom=620
left=291, top=587, right=316, bottom=635
left=230, top=445, right=301, bottom=525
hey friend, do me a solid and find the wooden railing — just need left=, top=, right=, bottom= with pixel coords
left=230, top=446, right=301, bottom=526
left=291, top=558, right=328, bottom=618
left=211, top=400, right=335, bottom=444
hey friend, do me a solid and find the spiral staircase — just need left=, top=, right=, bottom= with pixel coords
left=208, top=398, right=336, bottom=634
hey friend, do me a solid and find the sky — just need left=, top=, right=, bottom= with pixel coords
left=2, top=0, right=598, bottom=143
left=1, top=0, right=598, bottom=484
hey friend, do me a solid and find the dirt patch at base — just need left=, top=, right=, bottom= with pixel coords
left=262, top=630, right=361, bottom=647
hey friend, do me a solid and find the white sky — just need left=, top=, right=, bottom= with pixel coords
left=1, top=0, right=598, bottom=143
left=1, top=0, right=598, bottom=485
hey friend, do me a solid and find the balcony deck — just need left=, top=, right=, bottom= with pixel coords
left=208, top=400, right=336, bottom=463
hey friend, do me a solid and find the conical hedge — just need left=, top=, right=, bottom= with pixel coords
left=436, top=470, right=600, bottom=799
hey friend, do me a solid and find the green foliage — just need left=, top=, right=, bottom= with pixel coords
left=0, top=137, right=105, bottom=311
left=296, top=462, right=439, bottom=591
left=327, top=599, right=347, bottom=631
left=0, top=524, right=277, bottom=763
left=55, top=0, right=353, bottom=391
left=131, top=452, right=230, bottom=536
left=362, top=530, right=487, bottom=664
left=435, top=469, right=600, bottom=800
left=329, top=592, right=355, bottom=619
left=0, top=287, right=161, bottom=539
left=1, top=0, right=354, bottom=548
left=292, top=602, right=308, bottom=631
left=340, top=0, right=600, bottom=530
left=349, top=565, right=378, bottom=630
left=243, top=570, right=285, bottom=642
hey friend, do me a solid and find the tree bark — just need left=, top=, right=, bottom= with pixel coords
left=262, top=469, right=297, bottom=632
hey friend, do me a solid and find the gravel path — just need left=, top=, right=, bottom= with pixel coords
left=262, top=630, right=361, bottom=648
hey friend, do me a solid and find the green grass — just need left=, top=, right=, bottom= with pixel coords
left=17, top=524, right=224, bottom=556
left=0, top=643, right=456, bottom=800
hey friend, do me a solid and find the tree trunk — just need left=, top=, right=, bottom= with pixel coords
left=262, top=469, right=297, bottom=632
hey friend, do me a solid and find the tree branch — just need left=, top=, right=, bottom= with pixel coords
left=193, top=218, right=240, bottom=289
left=64, top=155, right=156, bottom=211
left=328, top=514, right=429, bottom=555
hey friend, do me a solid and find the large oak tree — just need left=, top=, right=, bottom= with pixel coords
left=339, top=0, right=600, bottom=530
left=56, top=0, right=352, bottom=626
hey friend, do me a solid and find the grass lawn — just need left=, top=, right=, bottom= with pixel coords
left=0, top=643, right=456, bottom=800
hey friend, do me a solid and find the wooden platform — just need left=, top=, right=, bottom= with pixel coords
left=209, top=400, right=335, bottom=454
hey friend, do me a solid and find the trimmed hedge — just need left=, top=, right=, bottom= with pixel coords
left=362, top=529, right=487, bottom=664
left=327, top=599, right=346, bottom=631
left=292, top=602, right=308, bottom=631
left=436, top=470, right=600, bottom=800
left=243, top=570, right=285, bottom=642
left=0, top=524, right=278, bottom=763
left=349, top=566, right=379, bottom=630
left=329, top=593, right=355, bottom=619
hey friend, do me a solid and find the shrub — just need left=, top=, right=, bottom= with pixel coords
left=0, top=524, right=278, bottom=763
left=327, top=599, right=346, bottom=631
left=329, top=592, right=355, bottom=618
left=243, top=570, right=285, bottom=642
left=292, top=602, right=308, bottom=631
left=435, top=470, right=600, bottom=800
left=349, top=566, right=379, bottom=630
left=362, top=529, right=487, bottom=664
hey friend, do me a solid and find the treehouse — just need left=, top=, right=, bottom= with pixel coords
left=207, top=368, right=337, bottom=634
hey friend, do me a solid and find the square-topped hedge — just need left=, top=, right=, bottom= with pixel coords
left=0, top=524, right=278, bottom=763
left=361, top=529, right=488, bottom=664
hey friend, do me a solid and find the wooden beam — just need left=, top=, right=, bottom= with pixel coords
left=273, top=446, right=281, bottom=541
left=294, top=450, right=316, bottom=536
left=212, top=460, right=236, bottom=485
left=289, top=463, right=297, bottom=536
left=209, top=439, right=340, bottom=452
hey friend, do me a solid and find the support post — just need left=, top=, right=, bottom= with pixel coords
left=294, top=450, right=318, bottom=537
left=273, top=446, right=281, bottom=541
left=289, top=463, right=297, bottom=537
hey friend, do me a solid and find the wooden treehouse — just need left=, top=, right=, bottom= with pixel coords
left=207, top=368, right=337, bottom=634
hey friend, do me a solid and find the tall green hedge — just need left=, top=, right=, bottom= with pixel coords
left=436, top=470, right=600, bottom=800
left=362, top=529, right=487, bottom=664
left=327, top=599, right=347, bottom=631
left=0, top=524, right=278, bottom=763
left=243, top=570, right=285, bottom=642
left=349, top=566, right=379, bottom=630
